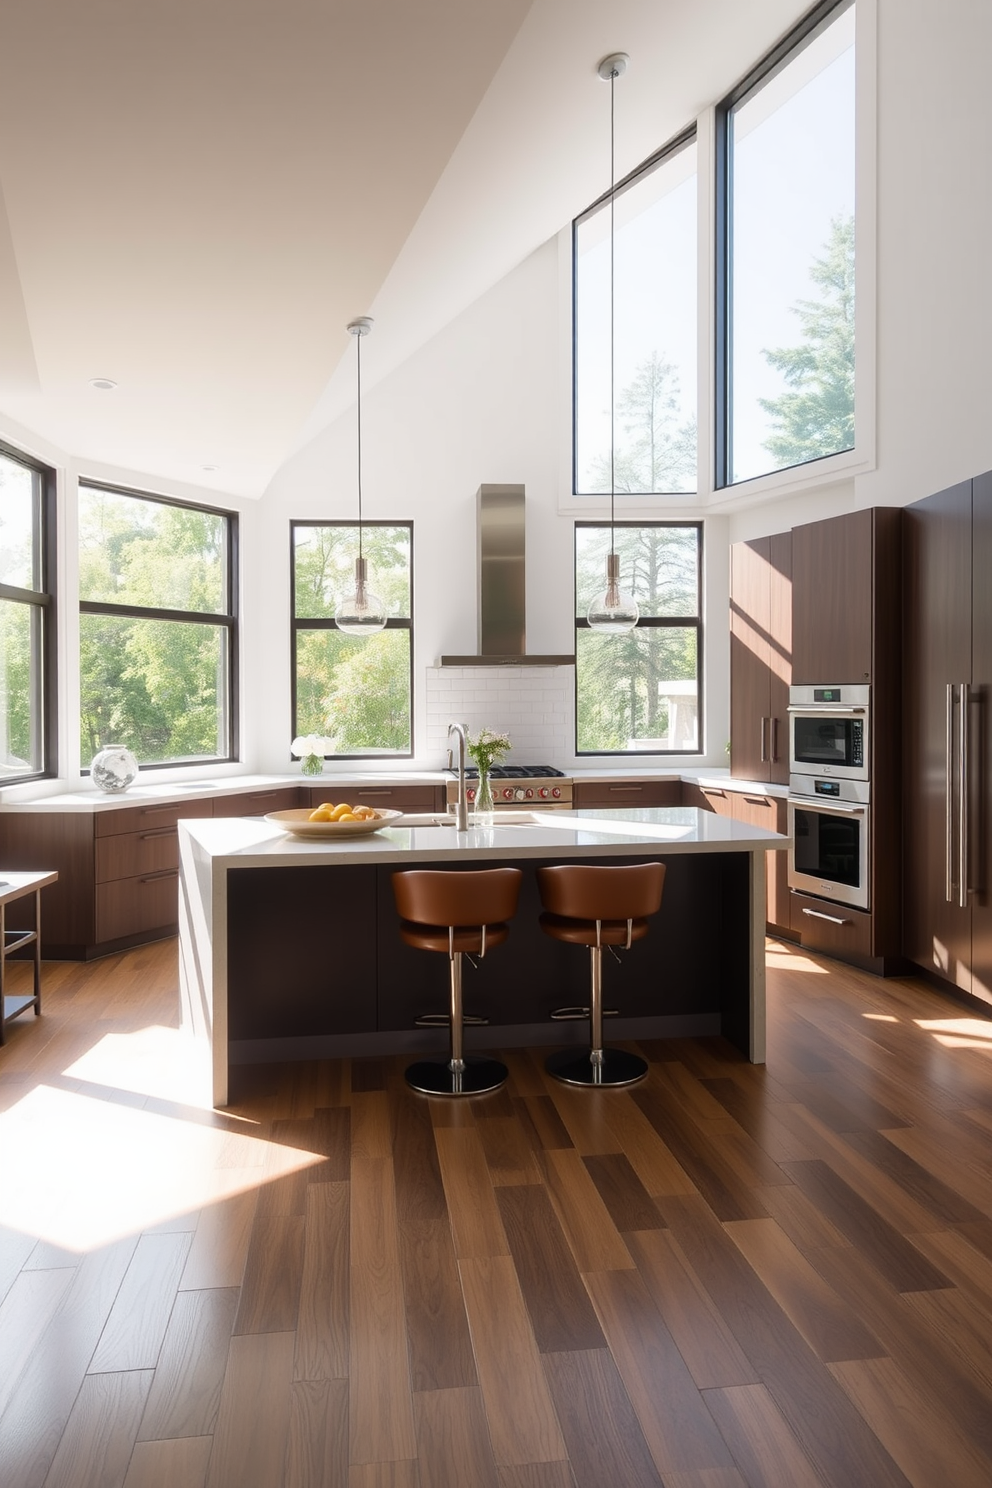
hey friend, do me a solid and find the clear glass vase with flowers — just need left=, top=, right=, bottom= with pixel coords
left=292, top=734, right=334, bottom=777
left=466, top=728, right=510, bottom=825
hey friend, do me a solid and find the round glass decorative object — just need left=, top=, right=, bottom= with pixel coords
left=90, top=746, right=139, bottom=793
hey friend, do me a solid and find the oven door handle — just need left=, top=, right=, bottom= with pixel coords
left=787, top=705, right=866, bottom=715
left=788, top=798, right=865, bottom=815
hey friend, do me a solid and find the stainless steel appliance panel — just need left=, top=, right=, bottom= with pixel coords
left=788, top=780, right=870, bottom=910
left=789, top=683, right=870, bottom=781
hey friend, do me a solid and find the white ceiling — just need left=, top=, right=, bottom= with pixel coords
left=0, top=0, right=809, bottom=499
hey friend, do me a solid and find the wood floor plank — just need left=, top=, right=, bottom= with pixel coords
left=390, top=1087, right=449, bottom=1225
left=542, top=1148, right=635, bottom=1273
left=702, top=1382, right=829, bottom=1488
left=308, top=1106, right=353, bottom=1181
left=0, top=1225, right=39, bottom=1307
left=724, top=1216, right=884, bottom=1363
left=350, top=1059, right=387, bottom=1094
left=626, top=1230, right=759, bottom=1390
left=513, top=1094, right=575, bottom=1152
left=495, top=1184, right=606, bottom=1353
left=599, top=1091, right=698, bottom=1198
left=284, top=1377, right=349, bottom=1488
left=659, top=1470, right=748, bottom=1488
left=657, top=1193, right=912, bottom=1488
left=542, top=1348, right=664, bottom=1487
left=123, top=1436, right=213, bottom=1488
left=180, top=1184, right=258, bottom=1291
left=753, top=1179, right=851, bottom=1255
left=780, top=1160, right=953, bottom=1293
left=843, top=1128, right=987, bottom=1225
left=350, top=1091, right=392, bottom=1160
left=476, top=1114, right=544, bottom=1186
left=457, top=1254, right=567, bottom=1468
left=433, top=1125, right=509, bottom=1259
left=43, top=1368, right=153, bottom=1488
left=233, top=1213, right=305, bottom=1335
left=583, top=1152, right=666, bottom=1232
left=544, top=1085, right=625, bottom=1156
left=295, top=1181, right=350, bottom=1382
left=632, top=1089, right=769, bottom=1222
left=205, top=1329, right=296, bottom=1488
left=348, top=1463, right=420, bottom=1488
left=583, top=1267, right=737, bottom=1476
left=398, top=1214, right=478, bottom=1391
left=413, top=1386, right=499, bottom=1488
left=829, top=1356, right=992, bottom=1488
left=138, top=1287, right=240, bottom=1441
left=902, top=1287, right=992, bottom=1393
left=90, top=1232, right=191, bottom=1372
left=698, top=1077, right=818, bottom=1163
left=348, top=1156, right=417, bottom=1465
left=909, top=1224, right=992, bottom=1311
left=0, top=1235, right=138, bottom=1488
left=0, top=1267, right=74, bottom=1424
left=496, top=1465, right=576, bottom=1488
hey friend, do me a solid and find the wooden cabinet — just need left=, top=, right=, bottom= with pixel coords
left=212, top=787, right=301, bottom=817
left=572, top=780, right=681, bottom=809
left=791, top=508, right=901, bottom=688
left=730, top=532, right=791, bottom=783
left=789, top=891, right=873, bottom=960
left=684, top=783, right=790, bottom=936
left=304, top=782, right=441, bottom=812
left=903, top=475, right=992, bottom=1005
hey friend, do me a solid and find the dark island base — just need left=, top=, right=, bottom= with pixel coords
left=225, top=851, right=752, bottom=1065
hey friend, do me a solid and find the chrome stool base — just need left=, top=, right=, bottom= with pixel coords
left=405, top=1055, right=509, bottom=1097
left=544, top=1045, right=647, bottom=1088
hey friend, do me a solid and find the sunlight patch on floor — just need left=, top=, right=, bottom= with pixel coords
left=62, top=1025, right=230, bottom=1114
left=915, top=1015, right=992, bottom=1051
left=863, top=1013, right=899, bottom=1022
left=766, top=949, right=828, bottom=974
left=0, top=1083, right=321, bottom=1253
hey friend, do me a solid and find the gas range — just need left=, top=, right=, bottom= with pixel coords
left=444, top=764, right=573, bottom=809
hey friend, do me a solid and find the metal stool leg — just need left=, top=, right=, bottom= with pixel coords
left=545, top=936, right=648, bottom=1088
left=405, top=949, right=508, bottom=1097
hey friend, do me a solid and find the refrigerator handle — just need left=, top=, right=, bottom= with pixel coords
left=960, top=681, right=970, bottom=909
left=946, top=682, right=955, bottom=903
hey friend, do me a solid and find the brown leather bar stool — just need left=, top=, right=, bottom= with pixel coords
left=393, top=867, right=522, bottom=1096
left=537, top=861, right=666, bottom=1087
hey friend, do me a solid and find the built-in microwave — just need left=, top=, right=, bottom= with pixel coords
left=788, top=775, right=870, bottom=910
left=788, top=684, right=870, bottom=782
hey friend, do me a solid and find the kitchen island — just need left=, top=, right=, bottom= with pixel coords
left=179, top=807, right=787, bottom=1106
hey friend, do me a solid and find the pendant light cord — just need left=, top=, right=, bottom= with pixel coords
left=609, top=64, right=616, bottom=560
left=356, top=327, right=364, bottom=565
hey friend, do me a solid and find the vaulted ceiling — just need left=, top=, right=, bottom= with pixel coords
left=0, top=0, right=807, bottom=498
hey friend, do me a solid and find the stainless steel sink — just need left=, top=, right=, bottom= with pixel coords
left=397, top=812, right=542, bottom=828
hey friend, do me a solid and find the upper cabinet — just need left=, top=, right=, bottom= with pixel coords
left=730, top=532, right=792, bottom=783
left=792, top=509, right=873, bottom=683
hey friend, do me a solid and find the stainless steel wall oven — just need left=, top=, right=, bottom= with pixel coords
left=788, top=684, right=869, bottom=781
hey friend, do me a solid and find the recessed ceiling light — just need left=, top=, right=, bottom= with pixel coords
left=89, top=377, right=117, bottom=390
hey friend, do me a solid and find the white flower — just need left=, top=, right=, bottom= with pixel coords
left=291, top=735, right=333, bottom=758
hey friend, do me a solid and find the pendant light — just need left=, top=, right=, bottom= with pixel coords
left=586, top=52, right=639, bottom=636
left=336, top=316, right=387, bottom=635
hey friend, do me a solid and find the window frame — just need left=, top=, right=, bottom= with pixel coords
left=572, top=123, right=698, bottom=499
left=78, top=480, right=239, bottom=773
left=290, top=519, right=415, bottom=762
left=0, top=441, right=58, bottom=784
left=715, top=0, right=857, bottom=491
left=574, top=519, right=703, bottom=758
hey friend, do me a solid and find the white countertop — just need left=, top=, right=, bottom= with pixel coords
left=180, top=805, right=788, bottom=869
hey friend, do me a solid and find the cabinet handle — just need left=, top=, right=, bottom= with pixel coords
left=140, top=827, right=177, bottom=840
left=959, top=681, right=970, bottom=909
left=946, top=682, right=955, bottom=904
left=771, top=716, right=780, bottom=763
left=355, top=789, right=394, bottom=797
left=742, top=796, right=769, bottom=806
left=138, top=805, right=178, bottom=817
left=760, top=717, right=769, bottom=763
left=608, top=785, right=643, bottom=793
left=801, top=906, right=852, bottom=926
left=139, top=869, right=179, bottom=884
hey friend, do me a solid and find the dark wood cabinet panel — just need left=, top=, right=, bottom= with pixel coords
left=790, top=890, right=873, bottom=961
left=96, top=871, right=179, bottom=944
left=792, top=509, right=873, bottom=684
left=305, top=783, right=440, bottom=811
left=730, top=533, right=791, bottom=784
left=95, top=796, right=214, bottom=837
left=212, top=788, right=302, bottom=817
left=96, top=827, right=179, bottom=883
left=733, top=792, right=789, bottom=934
left=573, top=781, right=681, bottom=809
left=0, top=812, right=95, bottom=954
left=971, top=473, right=992, bottom=1003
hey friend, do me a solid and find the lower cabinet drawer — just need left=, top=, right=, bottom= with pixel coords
left=305, top=784, right=439, bottom=811
left=212, top=788, right=302, bottom=817
left=573, top=781, right=681, bottom=808
left=96, top=827, right=178, bottom=883
left=96, top=871, right=179, bottom=943
left=790, top=891, right=873, bottom=958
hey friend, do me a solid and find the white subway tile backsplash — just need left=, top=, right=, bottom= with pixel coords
left=425, top=664, right=574, bottom=765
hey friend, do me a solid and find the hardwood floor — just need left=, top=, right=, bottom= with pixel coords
left=2, top=938, right=992, bottom=1486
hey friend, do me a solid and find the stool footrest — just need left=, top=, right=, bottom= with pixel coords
left=550, top=1005, right=618, bottom=1021
left=414, top=1012, right=489, bottom=1028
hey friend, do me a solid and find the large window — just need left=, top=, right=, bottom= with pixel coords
left=718, top=0, right=856, bottom=486
left=0, top=445, right=56, bottom=782
left=575, top=523, right=702, bottom=755
left=574, top=132, right=697, bottom=496
left=78, top=484, right=237, bottom=769
left=292, top=523, right=413, bottom=758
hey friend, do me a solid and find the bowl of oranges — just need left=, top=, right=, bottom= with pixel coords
left=263, top=803, right=404, bottom=838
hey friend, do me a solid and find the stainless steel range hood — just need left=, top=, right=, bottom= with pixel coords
left=440, top=484, right=574, bottom=667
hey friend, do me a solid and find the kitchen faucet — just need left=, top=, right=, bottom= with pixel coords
left=448, top=722, right=469, bottom=832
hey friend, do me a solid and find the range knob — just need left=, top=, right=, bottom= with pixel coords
left=467, top=788, right=476, bottom=802
left=514, top=788, right=527, bottom=801
left=525, top=788, right=534, bottom=799
left=552, top=787, right=561, bottom=799
left=539, top=787, right=550, bottom=799
left=502, top=787, right=514, bottom=800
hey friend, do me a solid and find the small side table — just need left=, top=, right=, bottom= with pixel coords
left=0, top=871, right=58, bottom=1045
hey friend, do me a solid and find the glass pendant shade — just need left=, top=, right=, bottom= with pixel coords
left=587, top=551, right=639, bottom=633
left=336, top=555, right=387, bottom=635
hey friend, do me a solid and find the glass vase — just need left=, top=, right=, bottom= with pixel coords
left=474, top=764, right=495, bottom=826
left=301, top=752, right=324, bottom=776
